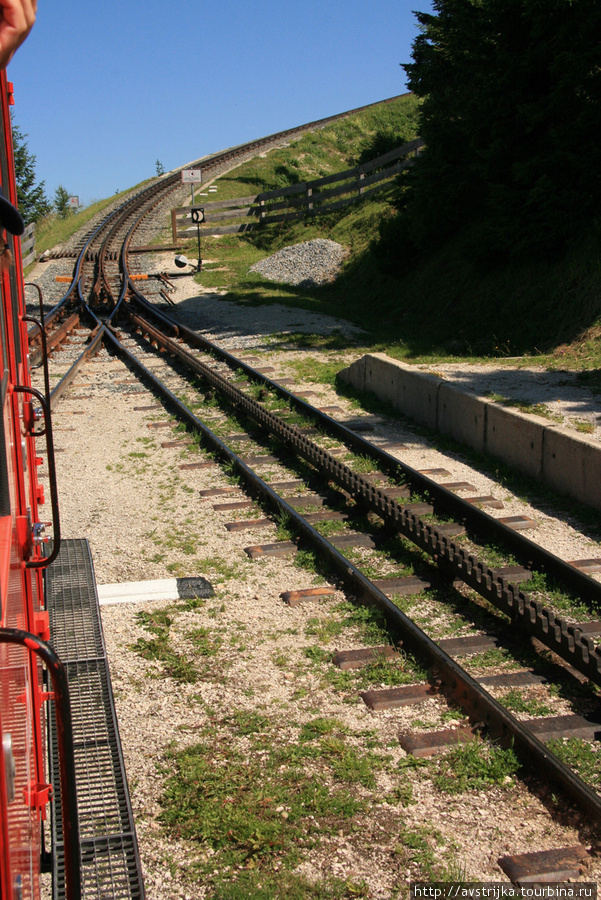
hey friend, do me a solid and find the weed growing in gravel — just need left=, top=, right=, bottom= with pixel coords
left=289, top=356, right=344, bottom=387
left=319, top=737, right=387, bottom=790
left=305, top=616, right=344, bottom=643
left=485, top=394, right=564, bottom=424
left=275, top=512, right=295, bottom=541
left=333, top=600, right=395, bottom=645
left=462, top=647, right=522, bottom=671
left=132, top=607, right=197, bottom=684
left=526, top=571, right=600, bottom=619
left=312, top=519, right=348, bottom=538
left=572, top=418, right=595, bottom=434
left=132, top=603, right=225, bottom=684
left=303, top=639, right=426, bottom=695
left=500, top=689, right=554, bottom=717
left=429, top=740, right=521, bottom=793
left=207, top=871, right=368, bottom=900
left=179, top=595, right=207, bottom=611
left=304, top=645, right=331, bottom=666
left=293, top=548, right=330, bottom=578
left=345, top=453, right=381, bottom=474
left=186, top=626, right=223, bottom=657
left=355, top=653, right=426, bottom=690
left=223, top=710, right=272, bottom=735
left=165, top=562, right=188, bottom=577
left=160, top=736, right=364, bottom=875
left=393, top=823, right=465, bottom=882
left=183, top=555, right=249, bottom=583
left=547, top=737, right=601, bottom=788
left=298, top=717, right=346, bottom=741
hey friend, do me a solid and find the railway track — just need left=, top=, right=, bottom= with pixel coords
left=26, top=105, right=601, bottom=896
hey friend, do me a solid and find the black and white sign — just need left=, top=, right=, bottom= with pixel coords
left=181, top=169, right=202, bottom=184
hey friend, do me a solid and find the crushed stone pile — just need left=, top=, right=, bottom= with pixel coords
left=249, top=238, right=346, bottom=287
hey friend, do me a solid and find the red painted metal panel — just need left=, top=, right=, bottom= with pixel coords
left=0, top=67, right=45, bottom=900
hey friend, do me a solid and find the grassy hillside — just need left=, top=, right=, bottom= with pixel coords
left=211, top=95, right=421, bottom=199
left=179, top=95, right=601, bottom=374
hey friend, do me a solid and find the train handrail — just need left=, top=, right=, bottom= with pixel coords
left=0, top=628, right=81, bottom=900
left=12, top=383, right=61, bottom=569
left=23, top=284, right=51, bottom=402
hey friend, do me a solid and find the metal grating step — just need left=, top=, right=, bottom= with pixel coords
left=46, top=539, right=144, bottom=900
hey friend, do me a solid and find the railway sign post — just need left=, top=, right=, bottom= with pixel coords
left=181, top=168, right=202, bottom=205
left=191, top=207, right=204, bottom=272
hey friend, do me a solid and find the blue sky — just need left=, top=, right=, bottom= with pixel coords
left=7, top=1, right=432, bottom=207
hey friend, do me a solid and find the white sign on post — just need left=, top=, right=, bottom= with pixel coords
left=181, top=169, right=202, bottom=184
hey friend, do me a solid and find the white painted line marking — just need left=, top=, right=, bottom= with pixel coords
left=97, top=578, right=179, bottom=606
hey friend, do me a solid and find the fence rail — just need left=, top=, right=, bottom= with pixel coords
left=171, top=137, right=423, bottom=239
left=21, top=222, right=35, bottom=268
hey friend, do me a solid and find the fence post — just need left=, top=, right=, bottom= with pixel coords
left=20, top=222, right=36, bottom=269
left=307, top=187, right=313, bottom=211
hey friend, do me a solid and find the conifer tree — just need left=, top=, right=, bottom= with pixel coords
left=53, top=185, right=71, bottom=219
left=12, top=122, right=51, bottom=224
left=390, top=0, right=601, bottom=264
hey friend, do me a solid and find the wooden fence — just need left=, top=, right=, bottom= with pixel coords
left=21, top=222, right=35, bottom=268
left=171, top=137, right=423, bottom=239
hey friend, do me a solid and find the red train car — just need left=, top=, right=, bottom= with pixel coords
left=0, top=69, right=78, bottom=900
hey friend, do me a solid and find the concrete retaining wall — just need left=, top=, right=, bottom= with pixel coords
left=339, top=352, right=601, bottom=511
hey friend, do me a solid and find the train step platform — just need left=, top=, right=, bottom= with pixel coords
left=46, top=538, right=144, bottom=900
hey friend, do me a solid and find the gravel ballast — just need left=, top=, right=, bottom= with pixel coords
left=249, top=238, right=347, bottom=286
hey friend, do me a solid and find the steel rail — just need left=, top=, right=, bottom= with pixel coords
left=124, top=305, right=601, bottom=687
left=130, top=293, right=601, bottom=605
left=48, top=324, right=105, bottom=409
left=94, top=179, right=178, bottom=308
left=78, top=186, right=169, bottom=309
left=101, top=324, right=601, bottom=826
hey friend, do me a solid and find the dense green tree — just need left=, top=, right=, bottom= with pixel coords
left=12, top=123, right=51, bottom=224
left=386, top=0, right=601, bottom=265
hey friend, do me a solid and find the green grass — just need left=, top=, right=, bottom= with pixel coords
left=160, top=735, right=363, bottom=870
left=526, top=571, right=601, bottom=620
left=192, top=203, right=601, bottom=367
left=547, top=737, right=601, bottom=789
left=484, top=395, right=564, bottom=423
left=207, top=872, right=369, bottom=900
left=131, top=603, right=224, bottom=684
left=160, top=699, right=427, bottom=898
left=204, top=96, right=421, bottom=202
left=429, top=740, right=521, bottom=794
left=132, top=607, right=197, bottom=684
left=500, top=689, right=554, bottom=717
